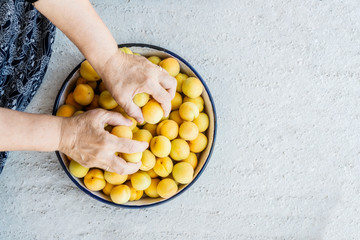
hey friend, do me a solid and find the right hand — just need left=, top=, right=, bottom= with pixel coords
left=58, top=109, right=148, bottom=175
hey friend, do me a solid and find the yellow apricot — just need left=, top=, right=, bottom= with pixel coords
left=132, top=126, right=139, bottom=133
left=104, top=171, right=128, bottom=185
left=157, top=178, right=178, bottom=199
left=150, top=136, right=171, bottom=158
left=111, top=125, right=133, bottom=139
left=122, top=152, right=143, bottom=163
left=133, top=92, right=150, bottom=107
left=119, top=47, right=133, bottom=54
left=143, top=123, right=157, bottom=136
left=179, top=121, right=199, bottom=141
left=133, top=129, right=153, bottom=144
left=156, top=120, right=179, bottom=140
left=172, top=162, right=194, bottom=184
left=125, top=181, right=143, bottom=201
left=175, top=73, right=188, bottom=92
left=153, top=157, right=173, bottom=177
left=131, top=172, right=151, bottom=190
left=170, top=139, right=190, bottom=161
left=84, top=169, right=106, bottom=191
left=182, top=77, right=203, bottom=98
left=193, top=112, right=209, bottom=132
left=110, top=185, right=131, bottom=204
left=159, top=58, right=180, bottom=77
left=102, top=182, right=114, bottom=196
left=73, top=110, right=84, bottom=116
left=171, top=92, right=183, bottom=110
left=56, top=104, right=76, bottom=117
left=144, top=178, right=160, bottom=198
left=80, top=60, right=100, bottom=81
left=69, top=160, right=89, bottom=178
left=181, top=152, right=198, bottom=169
left=139, top=150, right=156, bottom=171
left=99, top=90, right=118, bottom=109
left=65, top=92, right=82, bottom=110
left=169, top=110, right=184, bottom=125
left=146, top=169, right=159, bottom=178
left=73, top=84, right=94, bottom=106
left=142, top=99, right=164, bottom=124
left=148, top=56, right=161, bottom=65
left=133, top=52, right=141, bottom=56
left=179, top=102, right=199, bottom=121
left=189, top=133, right=208, bottom=153
left=85, top=94, right=100, bottom=111
left=183, top=96, right=204, bottom=112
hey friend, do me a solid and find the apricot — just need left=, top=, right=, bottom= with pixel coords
left=98, top=81, right=107, bottom=92
left=159, top=58, right=180, bottom=77
left=132, top=126, right=139, bottom=133
left=182, top=77, right=203, bottom=98
left=179, top=102, right=199, bottom=121
left=169, top=110, right=183, bottom=125
left=139, top=150, right=156, bottom=171
left=153, top=157, right=173, bottom=177
left=175, top=73, right=188, bottom=92
left=170, top=139, right=190, bottom=161
left=156, top=120, right=178, bottom=140
left=84, top=169, right=106, bottom=191
left=179, top=121, right=199, bottom=141
left=142, top=99, right=164, bottom=124
left=56, top=104, right=76, bottom=117
left=183, top=96, right=204, bottom=112
left=110, top=185, right=131, bottom=204
left=111, top=125, right=133, bottom=139
left=76, top=76, right=96, bottom=89
left=181, top=152, right=198, bottom=169
left=99, top=90, right=118, bottom=110
left=144, top=178, right=160, bottom=198
left=73, top=84, right=94, bottom=106
left=73, top=110, right=84, bottom=116
left=133, top=52, right=141, bottom=56
left=125, top=181, right=143, bottom=201
left=172, top=162, right=194, bottom=184
left=150, top=136, right=171, bottom=158
left=131, top=172, right=151, bottom=191
left=65, top=92, right=82, bottom=110
left=146, top=169, right=159, bottom=178
left=104, top=171, right=128, bottom=185
left=133, top=129, right=153, bottom=144
left=120, top=47, right=133, bottom=54
left=148, top=56, right=161, bottom=65
left=189, top=133, right=208, bottom=153
left=157, top=178, right=178, bottom=199
left=193, top=112, right=209, bottom=132
left=133, top=92, right=150, bottom=107
left=69, top=160, right=89, bottom=178
left=85, top=94, right=100, bottom=110
left=80, top=60, right=100, bottom=81
left=102, top=182, right=114, bottom=196
left=122, top=152, right=143, bottom=163
left=112, top=105, right=125, bottom=114
left=171, top=92, right=182, bottom=110
left=143, top=123, right=157, bottom=136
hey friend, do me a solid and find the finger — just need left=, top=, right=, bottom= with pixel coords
left=112, top=137, right=148, bottom=153
left=150, top=84, right=172, bottom=117
left=103, top=111, right=132, bottom=126
left=159, top=75, right=177, bottom=99
left=108, top=155, right=141, bottom=175
left=117, top=96, right=144, bottom=123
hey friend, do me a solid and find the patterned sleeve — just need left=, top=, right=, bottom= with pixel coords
left=25, top=0, right=38, bottom=3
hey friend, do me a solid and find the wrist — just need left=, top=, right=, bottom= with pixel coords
left=58, top=117, right=76, bottom=154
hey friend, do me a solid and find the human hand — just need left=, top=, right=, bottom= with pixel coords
left=58, top=109, right=148, bottom=175
left=99, top=51, right=177, bottom=123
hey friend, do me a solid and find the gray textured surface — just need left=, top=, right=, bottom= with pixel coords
left=1, top=0, right=360, bottom=239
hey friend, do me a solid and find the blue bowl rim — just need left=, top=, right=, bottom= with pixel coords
left=52, top=43, right=217, bottom=208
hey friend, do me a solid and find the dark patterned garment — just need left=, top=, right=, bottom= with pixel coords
left=0, top=0, right=56, bottom=174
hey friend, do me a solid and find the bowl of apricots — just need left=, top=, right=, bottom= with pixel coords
left=53, top=43, right=216, bottom=207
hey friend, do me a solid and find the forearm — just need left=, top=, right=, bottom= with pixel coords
left=34, top=0, right=118, bottom=75
left=0, top=108, right=62, bottom=152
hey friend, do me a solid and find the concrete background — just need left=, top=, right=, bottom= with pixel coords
left=2, top=0, right=360, bottom=239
